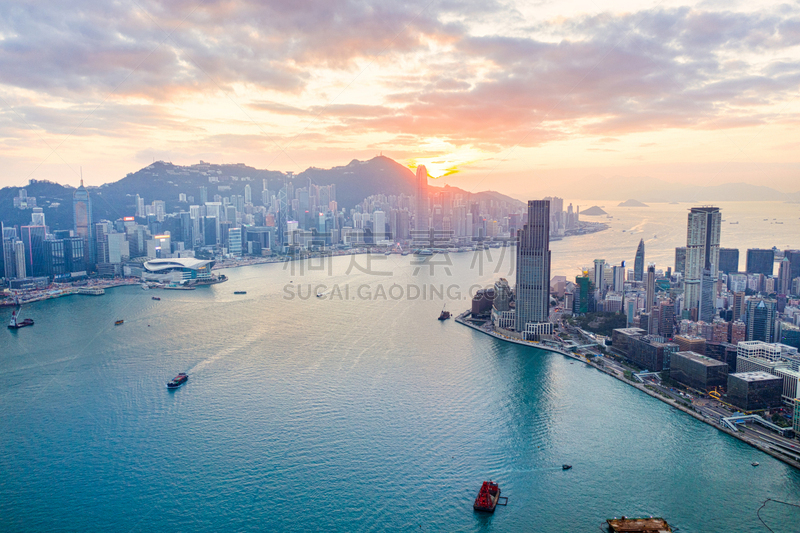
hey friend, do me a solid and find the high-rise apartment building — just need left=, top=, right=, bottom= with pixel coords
left=634, top=239, right=645, bottom=282
left=594, top=259, right=606, bottom=297
left=515, top=200, right=551, bottom=339
left=684, top=206, right=721, bottom=316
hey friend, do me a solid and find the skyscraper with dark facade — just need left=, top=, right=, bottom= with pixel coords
left=515, top=200, right=551, bottom=335
left=20, top=225, right=47, bottom=278
left=684, top=206, right=721, bottom=316
left=718, top=248, right=739, bottom=275
left=674, top=247, right=686, bottom=275
left=73, top=178, right=94, bottom=269
left=746, top=248, right=774, bottom=276
left=746, top=299, right=776, bottom=343
left=634, top=239, right=645, bottom=282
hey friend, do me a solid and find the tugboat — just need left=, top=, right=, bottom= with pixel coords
left=8, top=309, right=34, bottom=329
left=473, top=481, right=501, bottom=513
left=438, top=305, right=451, bottom=321
left=167, top=373, right=188, bottom=389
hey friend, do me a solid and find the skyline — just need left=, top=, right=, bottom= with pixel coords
left=2, top=1, right=800, bottom=198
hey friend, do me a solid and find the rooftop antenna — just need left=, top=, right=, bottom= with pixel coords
left=80, top=167, right=84, bottom=187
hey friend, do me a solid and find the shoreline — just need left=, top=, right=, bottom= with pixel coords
left=456, top=310, right=800, bottom=471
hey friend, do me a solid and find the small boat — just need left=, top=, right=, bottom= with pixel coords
left=752, top=462, right=759, bottom=467
left=473, top=481, right=501, bottom=513
left=114, top=320, right=124, bottom=325
left=401, top=251, right=409, bottom=256
left=8, top=310, right=34, bottom=329
left=438, top=305, right=451, bottom=321
left=151, top=296, right=161, bottom=301
left=562, top=464, right=572, bottom=470
left=384, top=251, right=392, bottom=255
left=234, top=291, right=247, bottom=295
left=167, top=373, right=188, bottom=389
left=141, top=283, right=149, bottom=290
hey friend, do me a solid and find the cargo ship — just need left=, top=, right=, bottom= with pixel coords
left=473, top=481, right=501, bottom=512
left=8, top=310, right=34, bottom=329
left=167, top=373, right=188, bottom=389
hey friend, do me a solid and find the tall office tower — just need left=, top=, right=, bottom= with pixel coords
left=674, top=247, right=686, bottom=275
left=746, top=299, right=776, bottom=342
left=778, top=257, right=792, bottom=294
left=73, top=178, right=94, bottom=269
left=244, top=184, right=252, bottom=204
left=14, top=240, right=26, bottom=279
left=199, top=186, right=208, bottom=205
left=684, top=206, right=721, bottom=315
left=634, top=239, right=645, bottom=281
left=732, top=291, right=745, bottom=322
left=135, top=194, right=145, bottom=217
left=658, top=300, right=675, bottom=337
left=613, top=262, right=626, bottom=292
left=699, top=269, right=715, bottom=323
left=718, top=248, right=739, bottom=274
left=20, top=225, right=47, bottom=277
left=373, top=210, right=386, bottom=242
left=515, top=200, right=551, bottom=337
left=645, top=264, right=656, bottom=312
left=594, top=259, right=606, bottom=296
left=746, top=248, right=774, bottom=276
left=414, top=165, right=429, bottom=237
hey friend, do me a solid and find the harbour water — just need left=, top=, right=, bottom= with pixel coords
left=2, top=201, right=800, bottom=531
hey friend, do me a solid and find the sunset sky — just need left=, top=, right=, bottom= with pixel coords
left=1, top=0, right=799, bottom=198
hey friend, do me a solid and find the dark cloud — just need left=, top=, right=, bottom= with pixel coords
left=1, top=2, right=799, bottom=151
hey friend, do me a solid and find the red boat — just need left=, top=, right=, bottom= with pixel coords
left=167, top=373, right=188, bottom=389
left=8, top=310, right=34, bottom=329
left=473, top=481, right=501, bottom=512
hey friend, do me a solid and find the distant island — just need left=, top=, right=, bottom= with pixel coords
left=581, top=206, right=607, bottom=216
left=618, top=199, right=649, bottom=207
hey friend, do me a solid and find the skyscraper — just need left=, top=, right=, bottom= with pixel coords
left=746, top=299, right=776, bottom=342
left=613, top=262, right=626, bottom=292
left=674, top=247, right=686, bottom=275
left=718, top=248, right=739, bottom=274
left=684, top=206, right=721, bottom=315
left=414, top=165, right=429, bottom=238
left=634, top=239, right=645, bottom=282
left=778, top=257, right=792, bottom=294
left=746, top=248, right=774, bottom=276
left=645, top=264, right=656, bottom=314
left=515, top=200, right=551, bottom=338
left=594, top=259, right=605, bottom=297
left=699, top=268, right=715, bottom=323
left=73, top=178, right=94, bottom=268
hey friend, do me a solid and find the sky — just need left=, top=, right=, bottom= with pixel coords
left=1, top=0, right=800, bottom=199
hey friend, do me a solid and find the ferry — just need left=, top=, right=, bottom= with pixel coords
left=8, top=310, right=34, bottom=329
left=167, top=373, right=188, bottom=389
left=473, top=481, right=501, bottom=513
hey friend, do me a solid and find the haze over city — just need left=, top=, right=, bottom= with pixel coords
left=2, top=0, right=800, bottom=197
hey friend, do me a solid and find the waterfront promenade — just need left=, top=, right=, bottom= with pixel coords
left=456, top=310, right=800, bottom=471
